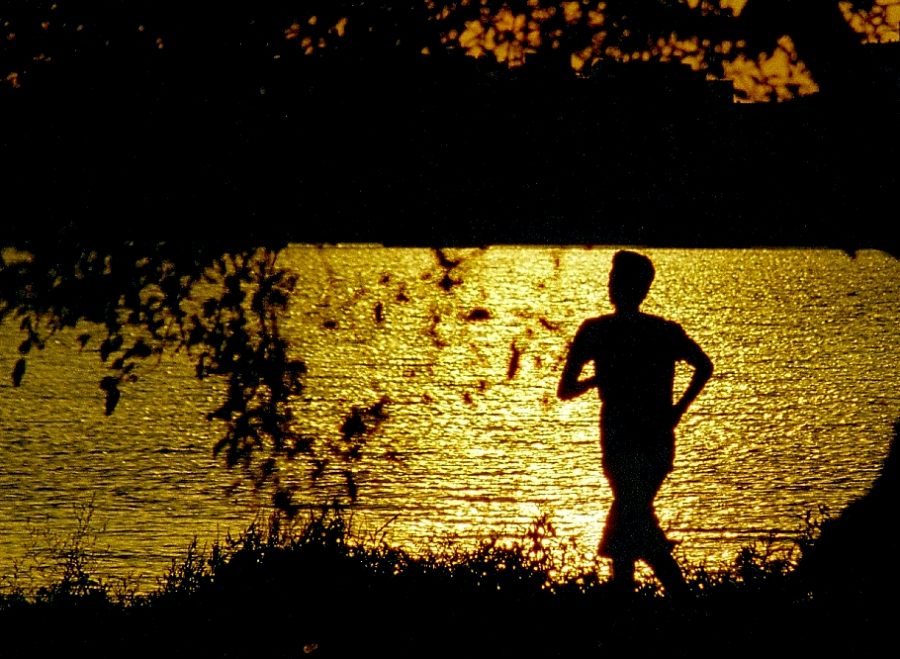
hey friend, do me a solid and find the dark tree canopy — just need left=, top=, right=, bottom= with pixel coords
left=0, top=0, right=896, bottom=248
left=1, top=1, right=897, bottom=510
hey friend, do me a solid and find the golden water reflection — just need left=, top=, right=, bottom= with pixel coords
left=1, top=246, right=897, bottom=590
left=280, top=246, right=899, bottom=576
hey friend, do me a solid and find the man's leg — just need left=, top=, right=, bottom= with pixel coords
left=646, top=549, right=688, bottom=599
left=610, top=556, right=637, bottom=595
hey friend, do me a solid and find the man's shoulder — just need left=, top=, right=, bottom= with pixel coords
left=641, top=313, right=685, bottom=331
left=578, top=314, right=615, bottom=332
left=582, top=313, right=616, bottom=325
left=579, top=314, right=687, bottom=339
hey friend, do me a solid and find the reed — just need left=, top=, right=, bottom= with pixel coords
left=1, top=501, right=890, bottom=658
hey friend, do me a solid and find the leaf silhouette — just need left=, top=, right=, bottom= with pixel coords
left=103, top=382, right=121, bottom=415
left=124, top=338, right=152, bottom=359
left=12, top=358, right=26, bottom=387
left=466, top=307, right=492, bottom=321
left=345, top=470, right=358, bottom=502
left=439, top=273, right=459, bottom=291
left=100, top=335, right=124, bottom=362
left=538, top=317, right=560, bottom=332
left=434, top=248, right=461, bottom=269
left=341, top=408, right=366, bottom=439
left=507, top=341, right=522, bottom=380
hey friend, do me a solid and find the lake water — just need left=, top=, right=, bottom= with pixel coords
left=1, top=245, right=898, bottom=592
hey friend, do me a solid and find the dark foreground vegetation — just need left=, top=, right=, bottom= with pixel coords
left=1, top=484, right=896, bottom=659
left=3, top=423, right=898, bottom=658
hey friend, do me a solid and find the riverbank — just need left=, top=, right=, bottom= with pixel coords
left=0, top=504, right=891, bottom=659
left=4, top=246, right=897, bottom=591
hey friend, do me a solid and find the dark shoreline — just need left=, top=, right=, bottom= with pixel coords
left=7, top=416, right=898, bottom=657
left=0, top=524, right=891, bottom=659
left=1, top=474, right=896, bottom=659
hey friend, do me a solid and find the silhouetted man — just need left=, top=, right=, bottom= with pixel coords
left=558, top=250, right=713, bottom=597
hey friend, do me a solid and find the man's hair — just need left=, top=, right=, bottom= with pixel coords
left=610, top=250, right=655, bottom=306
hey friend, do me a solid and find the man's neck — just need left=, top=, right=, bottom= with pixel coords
left=614, top=307, right=641, bottom=317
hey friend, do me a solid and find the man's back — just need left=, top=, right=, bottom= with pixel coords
left=572, top=312, right=691, bottom=418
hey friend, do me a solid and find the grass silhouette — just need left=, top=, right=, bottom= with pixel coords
left=1, top=496, right=893, bottom=659
left=4, top=420, right=899, bottom=657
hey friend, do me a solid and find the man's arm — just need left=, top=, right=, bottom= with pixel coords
left=557, top=325, right=597, bottom=401
left=672, top=337, right=713, bottom=425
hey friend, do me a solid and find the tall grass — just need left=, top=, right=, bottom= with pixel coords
left=0, top=504, right=888, bottom=658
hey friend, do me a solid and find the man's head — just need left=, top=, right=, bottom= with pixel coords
left=608, top=250, right=655, bottom=312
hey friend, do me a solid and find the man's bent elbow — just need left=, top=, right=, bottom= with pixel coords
left=557, top=379, right=579, bottom=401
left=699, top=356, right=713, bottom=382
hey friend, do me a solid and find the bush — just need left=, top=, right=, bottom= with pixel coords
left=0, top=503, right=891, bottom=658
